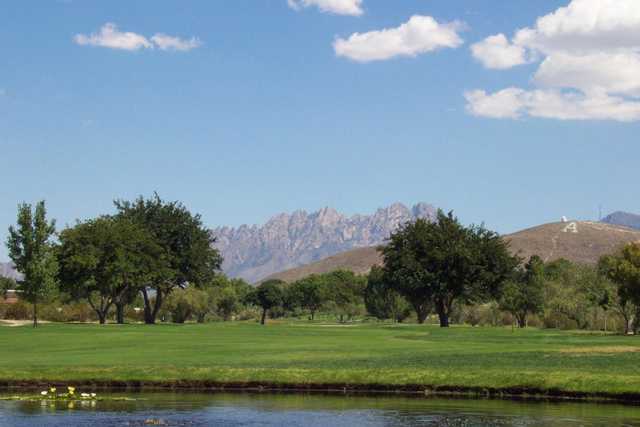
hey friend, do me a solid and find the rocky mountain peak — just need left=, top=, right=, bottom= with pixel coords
left=212, top=202, right=436, bottom=283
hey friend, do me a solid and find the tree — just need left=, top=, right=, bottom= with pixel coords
left=290, top=275, right=329, bottom=320
left=0, top=277, right=16, bottom=295
left=381, top=211, right=518, bottom=327
left=6, top=201, right=58, bottom=327
left=164, top=287, right=210, bottom=323
left=246, top=280, right=284, bottom=325
left=544, top=259, right=612, bottom=330
left=324, top=270, right=366, bottom=323
left=57, top=216, right=163, bottom=324
left=365, top=266, right=411, bottom=322
left=114, top=194, right=223, bottom=324
left=499, top=256, right=545, bottom=328
left=208, top=276, right=252, bottom=321
left=600, top=243, right=640, bottom=334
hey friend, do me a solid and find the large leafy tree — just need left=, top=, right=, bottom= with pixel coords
left=246, top=279, right=285, bottom=325
left=499, top=255, right=545, bottom=328
left=290, top=274, right=329, bottom=320
left=208, top=276, right=252, bottom=321
left=324, top=270, right=366, bottom=323
left=545, top=259, right=612, bottom=330
left=114, top=194, right=223, bottom=324
left=599, top=243, right=640, bottom=334
left=382, top=211, right=518, bottom=327
left=57, top=215, right=164, bottom=324
left=6, top=201, right=58, bottom=327
left=365, top=266, right=411, bottom=323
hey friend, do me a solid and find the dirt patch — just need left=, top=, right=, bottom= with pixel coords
left=560, top=346, right=640, bottom=355
left=0, top=320, right=50, bottom=327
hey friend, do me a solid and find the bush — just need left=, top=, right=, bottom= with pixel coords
left=4, top=301, right=31, bottom=320
left=463, top=305, right=482, bottom=326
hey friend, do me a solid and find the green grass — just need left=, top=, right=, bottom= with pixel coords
left=2, top=321, right=640, bottom=397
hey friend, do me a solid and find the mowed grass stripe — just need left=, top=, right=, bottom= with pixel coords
left=1, top=322, right=640, bottom=396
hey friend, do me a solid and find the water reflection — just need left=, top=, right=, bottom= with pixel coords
left=1, top=392, right=640, bottom=426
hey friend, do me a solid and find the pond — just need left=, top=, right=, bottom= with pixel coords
left=1, top=392, right=640, bottom=426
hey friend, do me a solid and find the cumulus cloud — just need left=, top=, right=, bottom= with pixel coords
left=150, top=34, right=202, bottom=51
left=74, top=23, right=152, bottom=51
left=74, top=23, right=201, bottom=52
left=287, top=0, right=363, bottom=16
left=467, top=0, right=640, bottom=121
left=470, top=34, right=529, bottom=69
left=465, top=88, right=640, bottom=122
left=334, top=15, right=464, bottom=62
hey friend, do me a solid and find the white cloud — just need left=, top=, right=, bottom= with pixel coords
left=465, top=88, right=640, bottom=122
left=467, top=0, right=640, bottom=121
left=74, top=23, right=152, bottom=51
left=334, top=15, right=464, bottom=62
left=151, top=34, right=202, bottom=51
left=75, top=23, right=201, bottom=52
left=533, top=52, right=640, bottom=97
left=470, top=34, right=528, bottom=69
left=287, top=0, right=363, bottom=16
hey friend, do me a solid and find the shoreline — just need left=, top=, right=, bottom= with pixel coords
left=2, top=380, right=640, bottom=404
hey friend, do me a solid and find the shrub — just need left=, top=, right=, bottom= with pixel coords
left=5, top=301, right=31, bottom=320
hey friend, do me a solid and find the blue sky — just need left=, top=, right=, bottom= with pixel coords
left=1, top=0, right=639, bottom=260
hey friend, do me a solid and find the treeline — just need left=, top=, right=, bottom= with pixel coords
left=5, top=196, right=222, bottom=327
left=3, top=200, right=640, bottom=332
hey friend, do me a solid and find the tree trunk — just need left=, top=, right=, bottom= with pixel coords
left=517, top=313, right=527, bottom=328
left=33, top=299, right=38, bottom=328
left=115, top=303, right=125, bottom=324
left=261, top=308, right=267, bottom=325
left=142, top=288, right=164, bottom=325
left=413, top=303, right=428, bottom=324
left=310, top=310, right=315, bottom=321
left=438, top=311, right=450, bottom=327
left=152, top=289, right=164, bottom=323
left=98, top=312, right=106, bottom=325
left=142, top=288, right=153, bottom=324
left=436, top=299, right=450, bottom=328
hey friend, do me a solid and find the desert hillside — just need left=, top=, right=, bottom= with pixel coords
left=265, top=220, right=640, bottom=283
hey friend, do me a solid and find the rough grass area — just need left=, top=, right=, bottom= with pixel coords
left=2, top=322, right=640, bottom=399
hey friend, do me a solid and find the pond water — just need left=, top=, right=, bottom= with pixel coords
left=1, top=392, right=640, bottom=426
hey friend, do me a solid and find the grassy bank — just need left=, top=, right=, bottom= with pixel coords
left=2, top=322, right=640, bottom=400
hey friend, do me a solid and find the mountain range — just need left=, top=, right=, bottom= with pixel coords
left=1, top=207, right=639, bottom=284
left=266, top=220, right=640, bottom=283
left=213, top=203, right=436, bottom=283
left=602, top=211, right=640, bottom=230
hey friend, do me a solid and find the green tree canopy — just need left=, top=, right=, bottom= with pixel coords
left=600, top=243, right=640, bottom=333
left=324, top=270, right=366, bottom=323
left=6, top=201, right=58, bottom=327
left=289, top=274, right=329, bottom=320
left=114, top=194, right=223, bottom=324
left=246, top=279, right=285, bottom=325
left=0, top=276, right=16, bottom=294
left=207, top=275, right=252, bottom=321
left=499, top=255, right=545, bottom=328
left=365, top=266, right=412, bottom=322
left=381, top=211, right=518, bottom=327
left=57, top=215, right=164, bottom=324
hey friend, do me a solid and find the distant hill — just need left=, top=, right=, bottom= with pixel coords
left=265, top=220, right=640, bottom=283
left=213, top=202, right=436, bottom=283
left=505, top=221, right=640, bottom=264
left=602, top=211, right=640, bottom=230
